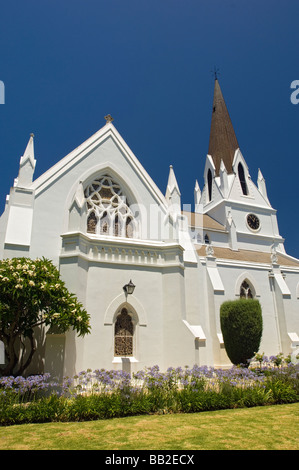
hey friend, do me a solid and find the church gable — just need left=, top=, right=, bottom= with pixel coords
left=0, top=120, right=175, bottom=261
left=32, top=121, right=166, bottom=209
left=228, top=149, right=272, bottom=208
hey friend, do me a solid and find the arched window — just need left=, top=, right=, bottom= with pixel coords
left=87, top=211, right=97, bottom=234
left=240, top=280, right=253, bottom=299
left=204, top=234, right=210, bottom=244
left=84, top=175, right=135, bottom=237
left=207, top=169, right=212, bottom=202
left=238, top=163, right=248, bottom=195
left=114, top=308, right=133, bottom=357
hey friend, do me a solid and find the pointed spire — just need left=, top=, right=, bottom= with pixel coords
left=15, top=133, right=36, bottom=186
left=257, top=168, right=269, bottom=201
left=165, top=165, right=181, bottom=212
left=166, top=165, right=181, bottom=198
left=208, top=78, right=239, bottom=176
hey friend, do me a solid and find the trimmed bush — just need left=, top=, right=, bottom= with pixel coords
left=220, top=299, right=263, bottom=366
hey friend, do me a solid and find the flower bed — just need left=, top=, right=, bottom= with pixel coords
left=0, top=357, right=298, bottom=426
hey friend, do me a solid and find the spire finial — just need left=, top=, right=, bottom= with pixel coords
left=211, top=66, right=220, bottom=80
left=104, top=114, right=114, bottom=124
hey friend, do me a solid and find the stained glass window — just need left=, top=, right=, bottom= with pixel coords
left=114, top=308, right=133, bottom=357
left=84, top=175, right=135, bottom=237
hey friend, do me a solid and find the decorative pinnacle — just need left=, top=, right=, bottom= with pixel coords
left=30, top=133, right=34, bottom=138
left=104, top=114, right=114, bottom=123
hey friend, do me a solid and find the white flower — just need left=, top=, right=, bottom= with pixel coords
left=29, top=280, right=35, bottom=286
left=15, top=284, right=23, bottom=289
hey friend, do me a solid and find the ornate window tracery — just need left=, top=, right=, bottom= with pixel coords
left=84, top=175, right=135, bottom=237
left=240, top=280, right=253, bottom=299
left=114, top=308, right=133, bottom=357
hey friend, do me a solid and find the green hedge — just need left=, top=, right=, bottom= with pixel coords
left=220, top=299, right=263, bottom=366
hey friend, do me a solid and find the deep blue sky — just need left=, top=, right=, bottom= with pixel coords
left=0, top=0, right=298, bottom=258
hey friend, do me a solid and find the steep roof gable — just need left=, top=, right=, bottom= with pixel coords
left=31, top=121, right=167, bottom=207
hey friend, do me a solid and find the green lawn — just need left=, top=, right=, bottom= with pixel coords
left=0, top=403, right=298, bottom=450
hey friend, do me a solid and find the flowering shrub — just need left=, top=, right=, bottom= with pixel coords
left=0, top=357, right=298, bottom=425
left=0, top=373, right=59, bottom=401
left=0, top=257, right=90, bottom=376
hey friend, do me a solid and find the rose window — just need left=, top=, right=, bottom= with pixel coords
left=84, top=175, right=135, bottom=238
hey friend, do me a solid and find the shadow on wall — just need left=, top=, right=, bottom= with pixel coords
left=44, top=327, right=67, bottom=380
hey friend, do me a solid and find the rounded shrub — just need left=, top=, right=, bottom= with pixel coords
left=220, top=299, right=263, bottom=366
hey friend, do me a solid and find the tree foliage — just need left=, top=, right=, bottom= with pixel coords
left=0, top=257, right=90, bottom=376
left=220, top=298, right=263, bottom=366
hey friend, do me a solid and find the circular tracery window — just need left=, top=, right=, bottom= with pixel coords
left=84, top=175, right=135, bottom=237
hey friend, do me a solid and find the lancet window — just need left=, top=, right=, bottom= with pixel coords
left=204, top=234, right=210, bottom=244
left=240, top=280, right=254, bottom=299
left=207, top=169, right=212, bottom=202
left=84, top=175, right=135, bottom=238
left=238, top=163, right=248, bottom=196
left=114, top=308, right=134, bottom=357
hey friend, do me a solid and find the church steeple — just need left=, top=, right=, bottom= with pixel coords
left=208, top=78, right=239, bottom=176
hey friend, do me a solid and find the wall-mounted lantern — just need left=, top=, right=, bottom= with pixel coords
left=123, top=279, right=136, bottom=295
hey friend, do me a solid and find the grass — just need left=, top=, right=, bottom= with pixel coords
left=0, top=403, right=298, bottom=450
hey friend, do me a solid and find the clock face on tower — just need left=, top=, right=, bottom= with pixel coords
left=247, top=213, right=260, bottom=231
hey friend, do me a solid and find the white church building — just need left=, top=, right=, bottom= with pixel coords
left=0, top=78, right=299, bottom=377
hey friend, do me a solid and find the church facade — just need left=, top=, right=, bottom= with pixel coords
left=0, top=79, right=299, bottom=377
